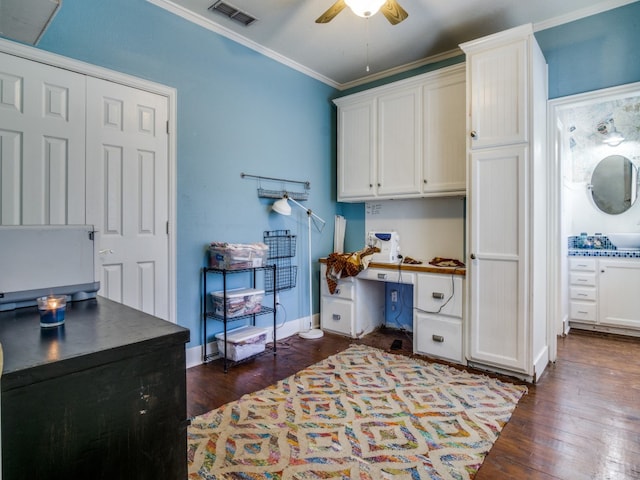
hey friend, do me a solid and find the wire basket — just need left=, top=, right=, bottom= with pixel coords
left=264, top=230, right=296, bottom=259
left=264, top=230, right=297, bottom=292
left=264, top=265, right=298, bottom=293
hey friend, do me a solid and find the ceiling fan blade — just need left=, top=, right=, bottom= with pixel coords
left=316, top=0, right=347, bottom=23
left=381, top=0, right=408, bottom=25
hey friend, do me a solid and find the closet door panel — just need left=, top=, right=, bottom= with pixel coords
left=0, top=52, right=86, bottom=225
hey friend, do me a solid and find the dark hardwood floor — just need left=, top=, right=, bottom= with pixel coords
left=186, top=327, right=640, bottom=479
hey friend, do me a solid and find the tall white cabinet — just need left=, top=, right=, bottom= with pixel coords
left=461, top=24, right=549, bottom=381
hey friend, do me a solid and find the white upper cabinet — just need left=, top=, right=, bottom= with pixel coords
left=336, top=99, right=376, bottom=199
left=377, top=86, right=422, bottom=196
left=461, top=24, right=548, bottom=381
left=334, top=64, right=465, bottom=202
left=423, top=70, right=467, bottom=193
left=467, top=39, right=528, bottom=149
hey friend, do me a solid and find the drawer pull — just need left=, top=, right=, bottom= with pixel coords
left=432, top=292, right=444, bottom=299
left=577, top=264, right=588, bottom=268
left=377, top=273, right=387, bottom=280
left=577, top=293, right=588, bottom=297
left=432, top=334, right=444, bottom=343
left=578, top=311, right=589, bottom=315
left=577, top=279, right=588, bottom=282
left=332, top=314, right=341, bottom=321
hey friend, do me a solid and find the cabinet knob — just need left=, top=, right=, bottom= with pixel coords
left=423, top=179, right=427, bottom=184
left=369, top=184, right=373, bottom=188
left=470, top=253, right=476, bottom=260
left=470, top=130, right=478, bottom=139
left=332, top=314, right=341, bottom=321
left=432, top=334, right=445, bottom=343
left=377, top=183, right=381, bottom=187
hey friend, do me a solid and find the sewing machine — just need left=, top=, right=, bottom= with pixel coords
left=366, top=231, right=400, bottom=263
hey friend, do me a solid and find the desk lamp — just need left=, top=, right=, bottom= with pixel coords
left=272, top=194, right=325, bottom=339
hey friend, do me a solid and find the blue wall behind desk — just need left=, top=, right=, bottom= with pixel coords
left=384, top=282, right=414, bottom=331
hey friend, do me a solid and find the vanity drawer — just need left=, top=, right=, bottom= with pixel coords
left=570, top=302, right=597, bottom=323
left=570, top=286, right=596, bottom=302
left=570, top=272, right=596, bottom=287
left=414, top=313, right=463, bottom=363
left=569, top=258, right=596, bottom=272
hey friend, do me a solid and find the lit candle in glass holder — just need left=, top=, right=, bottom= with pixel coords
left=37, top=295, right=67, bottom=328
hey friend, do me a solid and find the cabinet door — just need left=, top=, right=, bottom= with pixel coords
left=377, top=87, right=422, bottom=196
left=467, top=38, right=527, bottom=149
left=467, top=145, right=527, bottom=372
left=422, top=71, right=466, bottom=194
left=599, top=259, right=640, bottom=329
left=337, top=99, right=376, bottom=200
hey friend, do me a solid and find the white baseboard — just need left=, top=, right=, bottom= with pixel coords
left=186, top=314, right=317, bottom=369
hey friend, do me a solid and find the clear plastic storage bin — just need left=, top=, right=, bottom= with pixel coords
left=215, top=326, right=268, bottom=361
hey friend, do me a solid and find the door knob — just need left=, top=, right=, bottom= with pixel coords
left=99, top=249, right=114, bottom=255
left=470, top=253, right=476, bottom=260
left=470, top=130, right=478, bottom=139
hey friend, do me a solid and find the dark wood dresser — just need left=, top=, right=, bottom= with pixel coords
left=0, top=298, right=190, bottom=479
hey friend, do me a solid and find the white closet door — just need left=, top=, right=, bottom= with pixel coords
left=86, top=77, right=170, bottom=320
left=0, top=51, right=86, bottom=225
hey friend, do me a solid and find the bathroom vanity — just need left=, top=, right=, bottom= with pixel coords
left=568, top=235, right=640, bottom=336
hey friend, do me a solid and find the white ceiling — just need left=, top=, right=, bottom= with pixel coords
left=149, top=0, right=637, bottom=89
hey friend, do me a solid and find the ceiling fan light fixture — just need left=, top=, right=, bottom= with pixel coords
left=345, top=0, right=386, bottom=18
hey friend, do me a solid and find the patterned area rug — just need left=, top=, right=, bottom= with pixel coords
left=188, top=344, right=527, bottom=479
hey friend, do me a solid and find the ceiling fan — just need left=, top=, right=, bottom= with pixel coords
left=316, top=0, right=409, bottom=25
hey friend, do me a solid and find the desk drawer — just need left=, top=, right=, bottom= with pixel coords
left=416, top=273, right=462, bottom=317
left=415, top=313, right=462, bottom=363
left=358, top=268, right=415, bottom=285
left=321, top=297, right=354, bottom=337
left=320, top=279, right=354, bottom=299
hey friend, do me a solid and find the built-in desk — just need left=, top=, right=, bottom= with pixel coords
left=319, top=259, right=466, bottom=364
left=0, top=298, right=190, bottom=480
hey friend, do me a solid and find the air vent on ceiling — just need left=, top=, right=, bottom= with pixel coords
left=208, top=1, right=257, bottom=27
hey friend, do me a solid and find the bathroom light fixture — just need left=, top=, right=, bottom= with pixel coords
left=345, top=0, right=386, bottom=18
left=602, top=118, right=625, bottom=147
left=272, top=195, right=326, bottom=339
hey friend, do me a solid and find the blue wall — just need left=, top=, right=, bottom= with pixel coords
left=29, top=0, right=338, bottom=347
left=535, top=1, right=640, bottom=99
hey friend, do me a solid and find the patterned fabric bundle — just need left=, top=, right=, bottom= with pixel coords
left=324, top=246, right=379, bottom=294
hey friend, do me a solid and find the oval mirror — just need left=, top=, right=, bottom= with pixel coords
left=590, top=155, right=638, bottom=214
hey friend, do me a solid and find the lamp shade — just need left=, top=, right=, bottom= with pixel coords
left=345, top=0, right=386, bottom=17
left=272, top=197, right=291, bottom=215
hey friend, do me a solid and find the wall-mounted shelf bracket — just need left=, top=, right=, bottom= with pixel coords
left=241, top=172, right=310, bottom=200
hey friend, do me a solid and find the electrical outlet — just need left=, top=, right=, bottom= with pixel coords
left=391, top=290, right=398, bottom=302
